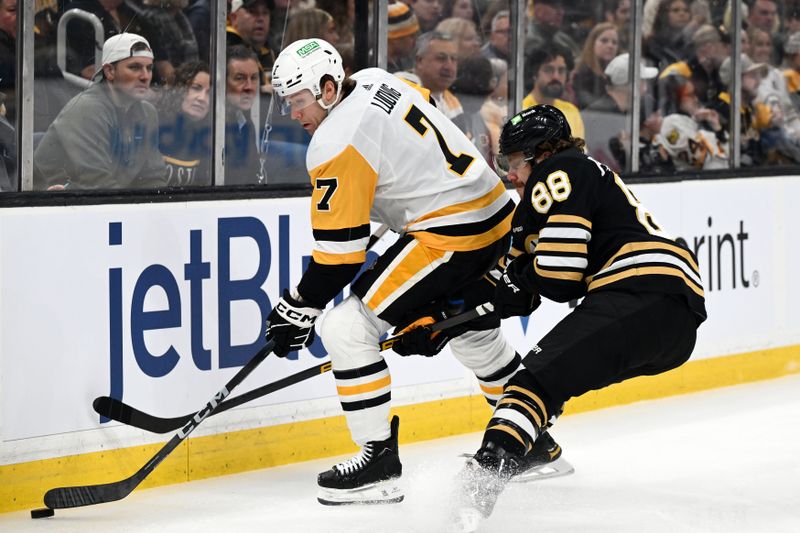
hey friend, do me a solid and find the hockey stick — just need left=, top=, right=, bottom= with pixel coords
left=93, top=360, right=332, bottom=434
left=91, top=225, right=392, bottom=434
left=93, top=303, right=494, bottom=435
left=43, top=340, right=277, bottom=510
left=366, top=223, right=390, bottom=249
left=378, top=302, right=495, bottom=351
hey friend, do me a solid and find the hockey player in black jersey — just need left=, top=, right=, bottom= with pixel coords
left=452, top=104, right=707, bottom=531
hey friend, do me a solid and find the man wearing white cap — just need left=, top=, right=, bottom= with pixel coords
left=582, top=52, right=659, bottom=172
left=33, top=33, right=167, bottom=190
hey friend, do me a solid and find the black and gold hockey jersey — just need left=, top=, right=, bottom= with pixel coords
left=508, top=147, right=706, bottom=324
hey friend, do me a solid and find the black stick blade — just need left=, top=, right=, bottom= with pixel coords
left=44, top=477, right=138, bottom=509
left=93, top=396, right=188, bottom=434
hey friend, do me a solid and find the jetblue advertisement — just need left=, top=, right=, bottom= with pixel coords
left=1, top=177, right=797, bottom=443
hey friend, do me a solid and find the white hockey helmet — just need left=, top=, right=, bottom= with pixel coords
left=271, top=38, right=345, bottom=114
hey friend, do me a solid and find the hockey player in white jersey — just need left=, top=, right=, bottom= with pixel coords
left=266, top=38, right=523, bottom=505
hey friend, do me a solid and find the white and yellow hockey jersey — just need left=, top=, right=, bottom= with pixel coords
left=306, top=68, right=515, bottom=268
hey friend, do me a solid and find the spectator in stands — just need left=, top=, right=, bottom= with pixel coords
left=414, top=31, right=463, bottom=119
left=65, top=0, right=149, bottom=80
left=184, top=0, right=210, bottom=61
left=436, top=17, right=482, bottom=59
left=481, top=10, right=510, bottom=63
left=451, top=53, right=494, bottom=163
left=711, top=54, right=800, bottom=165
left=408, top=0, right=444, bottom=32
left=643, top=0, right=695, bottom=70
left=388, top=2, right=420, bottom=73
left=0, top=92, right=16, bottom=190
left=604, top=0, right=631, bottom=52
left=659, top=24, right=726, bottom=107
left=0, top=0, right=17, bottom=123
left=227, top=0, right=275, bottom=91
left=522, top=44, right=585, bottom=139
left=129, top=0, right=199, bottom=86
left=268, top=0, right=311, bottom=48
left=32, top=33, right=167, bottom=190
left=316, top=0, right=355, bottom=45
left=284, top=7, right=340, bottom=46
left=0, top=0, right=74, bottom=132
left=658, top=74, right=726, bottom=142
left=443, top=0, right=477, bottom=23
left=157, top=61, right=211, bottom=187
left=654, top=112, right=729, bottom=170
left=481, top=57, right=508, bottom=157
left=784, top=32, right=800, bottom=110
left=479, top=0, right=509, bottom=35
left=747, top=0, right=782, bottom=64
left=224, top=45, right=262, bottom=185
left=747, top=25, right=800, bottom=140
left=583, top=52, right=659, bottom=171
left=525, top=0, right=581, bottom=62
left=571, top=22, right=620, bottom=109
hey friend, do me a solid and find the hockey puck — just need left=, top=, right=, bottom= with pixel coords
left=30, top=507, right=55, bottom=519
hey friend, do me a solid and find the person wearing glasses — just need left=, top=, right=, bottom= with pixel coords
left=480, top=10, right=510, bottom=63
left=452, top=104, right=707, bottom=531
left=33, top=33, right=167, bottom=190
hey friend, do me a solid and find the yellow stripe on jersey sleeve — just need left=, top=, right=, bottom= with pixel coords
left=535, top=242, right=588, bottom=254
left=547, top=214, right=592, bottom=229
left=308, top=144, right=377, bottom=231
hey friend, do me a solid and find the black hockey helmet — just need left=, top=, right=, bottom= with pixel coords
left=494, top=104, right=571, bottom=175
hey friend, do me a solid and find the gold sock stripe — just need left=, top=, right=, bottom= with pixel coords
left=505, top=386, right=549, bottom=421
left=497, top=397, right=543, bottom=428
left=336, top=375, right=392, bottom=396
left=487, top=424, right=528, bottom=450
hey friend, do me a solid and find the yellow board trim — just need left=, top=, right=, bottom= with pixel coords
left=2, top=345, right=799, bottom=513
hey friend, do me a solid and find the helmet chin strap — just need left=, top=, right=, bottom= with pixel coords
left=318, top=83, right=343, bottom=112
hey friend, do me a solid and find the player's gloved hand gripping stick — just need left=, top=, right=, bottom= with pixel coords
left=94, top=302, right=496, bottom=435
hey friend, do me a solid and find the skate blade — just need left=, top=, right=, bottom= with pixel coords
left=317, top=478, right=404, bottom=506
left=511, top=456, right=575, bottom=483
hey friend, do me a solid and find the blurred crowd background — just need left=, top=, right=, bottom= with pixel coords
left=3, top=0, right=800, bottom=191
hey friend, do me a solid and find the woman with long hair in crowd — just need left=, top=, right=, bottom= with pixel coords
left=571, top=22, right=620, bottom=109
left=283, top=7, right=340, bottom=46
left=643, top=0, right=695, bottom=69
left=436, top=16, right=482, bottom=59
left=157, top=61, right=212, bottom=187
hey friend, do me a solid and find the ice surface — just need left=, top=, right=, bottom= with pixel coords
left=3, top=375, right=799, bottom=532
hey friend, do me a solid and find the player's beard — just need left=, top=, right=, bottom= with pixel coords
left=542, top=81, right=564, bottom=99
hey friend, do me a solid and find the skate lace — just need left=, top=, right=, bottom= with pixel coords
left=333, top=443, right=373, bottom=476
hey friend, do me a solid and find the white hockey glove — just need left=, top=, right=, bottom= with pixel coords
left=265, top=289, right=322, bottom=357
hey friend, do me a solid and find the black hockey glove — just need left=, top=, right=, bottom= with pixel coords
left=494, top=256, right=541, bottom=319
left=265, top=289, right=323, bottom=357
left=391, top=301, right=467, bottom=357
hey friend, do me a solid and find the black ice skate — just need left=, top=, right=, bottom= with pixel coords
left=317, top=415, right=403, bottom=505
left=512, top=430, right=575, bottom=483
left=451, top=441, right=521, bottom=533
